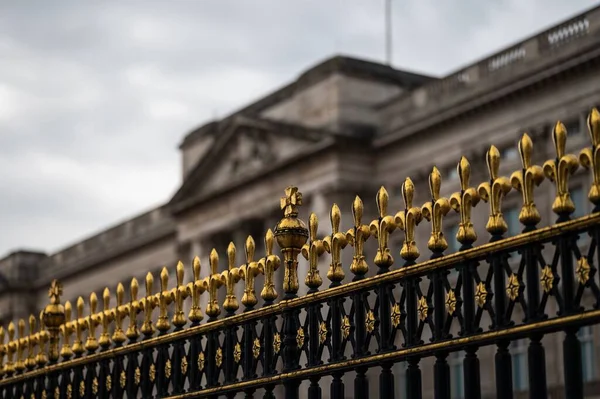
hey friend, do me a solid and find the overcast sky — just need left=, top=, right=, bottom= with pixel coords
left=0, top=0, right=597, bottom=256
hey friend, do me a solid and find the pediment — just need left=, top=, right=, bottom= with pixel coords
left=170, top=117, right=330, bottom=209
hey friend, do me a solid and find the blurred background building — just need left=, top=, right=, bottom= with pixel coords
left=2, top=4, right=600, bottom=398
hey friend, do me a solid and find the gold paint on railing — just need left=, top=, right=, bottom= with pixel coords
left=15, top=319, right=25, bottom=372
left=395, top=177, right=422, bottom=261
left=347, top=195, right=370, bottom=276
left=99, top=288, right=112, bottom=348
left=4, top=323, right=15, bottom=375
left=141, top=272, right=157, bottom=337
left=72, top=297, right=85, bottom=356
left=85, top=292, right=99, bottom=352
left=113, top=283, right=127, bottom=343
left=511, top=134, right=544, bottom=226
left=324, top=204, right=348, bottom=283
left=260, top=229, right=281, bottom=301
left=544, top=121, right=579, bottom=216
left=173, top=263, right=186, bottom=328
left=302, top=213, right=325, bottom=289
left=240, top=236, right=264, bottom=307
left=43, top=279, right=65, bottom=362
left=60, top=301, right=73, bottom=360
left=422, top=166, right=451, bottom=252
left=370, top=186, right=397, bottom=268
left=157, top=268, right=171, bottom=333
left=25, top=315, right=36, bottom=370
left=479, top=145, right=512, bottom=235
left=222, top=242, right=241, bottom=313
left=37, top=311, right=48, bottom=367
left=450, top=157, right=479, bottom=245
left=580, top=108, right=600, bottom=206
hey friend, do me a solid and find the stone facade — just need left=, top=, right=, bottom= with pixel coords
left=2, top=5, right=600, bottom=398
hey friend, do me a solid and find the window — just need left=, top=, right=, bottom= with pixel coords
left=450, top=351, right=465, bottom=399
left=504, top=207, right=520, bottom=236
left=571, top=186, right=586, bottom=218
left=445, top=224, right=460, bottom=253
left=512, top=339, right=528, bottom=391
left=565, top=117, right=582, bottom=136
left=502, top=147, right=519, bottom=161
left=579, top=326, right=595, bottom=382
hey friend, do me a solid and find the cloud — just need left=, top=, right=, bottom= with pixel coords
left=0, top=0, right=596, bottom=255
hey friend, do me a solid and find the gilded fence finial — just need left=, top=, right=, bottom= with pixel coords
left=543, top=122, right=579, bottom=218
left=347, top=196, right=371, bottom=277
left=188, top=257, right=205, bottom=323
left=36, top=312, right=48, bottom=366
left=370, top=186, right=397, bottom=270
left=260, top=229, right=281, bottom=302
left=85, top=292, right=99, bottom=352
left=580, top=108, right=600, bottom=207
left=60, top=301, right=73, bottom=360
left=0, top=327, right=6, bottom=377
left=478, top=146, right=512, bottom=236
left=5, top=322, right=15, bottom=374
left=240, top=236, right=264, bottom=308
left=141, top=273, right=157, bottom=337
left=511, top=134, right=544, bottom=227
left=42, top=279, right=65, bottom=363
left=222, top=242, right=241, bottom=314
left=394, top=177, right=422, bottom=262
left=450, top=157, right=479, bottom=245
left=205, top=249, right=224, bottom=318
left=25, top=315, right=37, bottom=370
left=275, top=186, right=308, bottom=299
left=72, top=297, right=85, bottom=356
left=15, top=319, right=25, bottom=372
left=156, top=268, right=171, bottom=333
left=302, top=213, right=325, bottom=290
left=422, top=167, right=451, bottom=253
left=172, top=262, right=187, bottom=328
left=99, top=288, right=112, bottom=348
left=113, top=283, right=127, bottom=344
left=324, top=204, right=348, bottom=284
left=127, top=278, right=141, bottom=338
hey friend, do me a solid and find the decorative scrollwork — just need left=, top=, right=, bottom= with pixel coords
left=296, top=328, right=305, bottom=348
left=577, top=256, right=591, bottom=285
left=417, top=297, right=429, bottom=322
left=365, top=310, right=376, bottom=333
left=475, top=282, right=488, bottom=308
left=273, top=333, right=282, bottom=354
left=341, top=316, right=351, bottom=339
left=252, top=338, right=261, bottom=359
left=234, top=343, right=242, bottom=364
left=215, top=347, right=223, bottom=367
left=506, top=274, right=520, bottom=301
left=446, top=290, right=457, bottom=315
left=391, top=303, right=401, bottom=328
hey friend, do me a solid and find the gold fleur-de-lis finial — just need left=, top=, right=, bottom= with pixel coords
left=394, top=177, right=422, bottom=262
left=188, top=257, right=205, bottom=323
left=113, top=283, right=127, bottom=343
left=421, top=167, right=451, bottom=253
left=36, top=312, right=49, bottom=367
left=510, top=134, right=544, bottom=227
left=346, top=196, right=371, bottom=277
left=15, top=319, right=26, bottom=372
left=323, top=204, right=348, bottom=285
left=72, top=297, right=85, bottom=356
left=127, top=278, right=141, bottom=339
left=370, top=186, right=397, bottom=269
left=25, top=315, right=37, bottom=370
left=222, top=242, right=241, bottom=313
left=99, top=288, right=112, bottom=349
left=156, top=267, right=171, bottom=333
left=450, top=157, right=480, bottom=245
left=205, top=249, right=225, bottom=318
left=172, top=262, right=186, bottom=328
left=543, top=122, right=579, bottom=218
left=580, top=108, right=600, bottom=208
left=240, top=236, right=264, bottom=308
left=280, top=186, right=303, bottom=217
left=60, top=301, right=73, bottom=360
left=5, top=322, right=15, bottom=374
left=141, top=272, right=157, bottom=337
left=478, top=145, right=512, bottom=235
left=84, top=292, right=99, bottom=352
left=0, top=326, right=6, bottom=377
left=302, top=213, right=325, bottom=290
left=260, top=229, right=281, bottom=302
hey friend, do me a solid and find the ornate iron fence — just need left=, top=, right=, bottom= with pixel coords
left=1, top=109, right=600, bottom=398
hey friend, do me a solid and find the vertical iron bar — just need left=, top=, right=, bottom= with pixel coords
left=126, top=350, right=139, bottom=399
left=564, top=328, right=584, bottom=399
left=405, top=258, right=422, bottom=399
left=140, top=348, right=153, bottom=398
left=282, top=306, right=300, bottom=398
left=494, top=340, right=512, bottom=399
left=528, top=334, right=547, bottom=399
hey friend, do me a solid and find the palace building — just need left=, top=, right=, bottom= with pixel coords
left=2, top=5, right=600, bottom=398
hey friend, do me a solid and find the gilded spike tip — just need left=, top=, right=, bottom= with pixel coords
left=141, top=272, right=157, bottom=337
left=127, top=278, right=141, bottom=338
left=188, top=257, right=205, bottom=324
left=511, top=134, right=544, bottom=226
left=302, top=213, right=325, bottom=290
left=172, top=262, right=186, bottom=329
left=156, top=267, right=171, bottom=333
left=348, top=195, right=370, bottom=277
left=422, top=167, right=451, bottom=253
left=370, top=186, right=397, bottom=270
left=394, top=177, right=422, bottom=262
left=544, top=121, right=579, bottom=218
left=324, top=204, right=348, bottom=284
left=99, top=287, right=112, bottom=349
left=478, top=146, right=512, bottom=236
left=206, top=249, right=225, bottom=319
left=450, top=157, right=479, bottom=245
left=85, top=292, right=99, bottom=353
left=580, top=108, right=600, bottom=207
left=222, top=242, right=241, bottom=313
left=260, top=229, right=281, bottom=303
left=241, top=235, right=264, bottom=308
left=112, top=283, right=127, bottom=344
